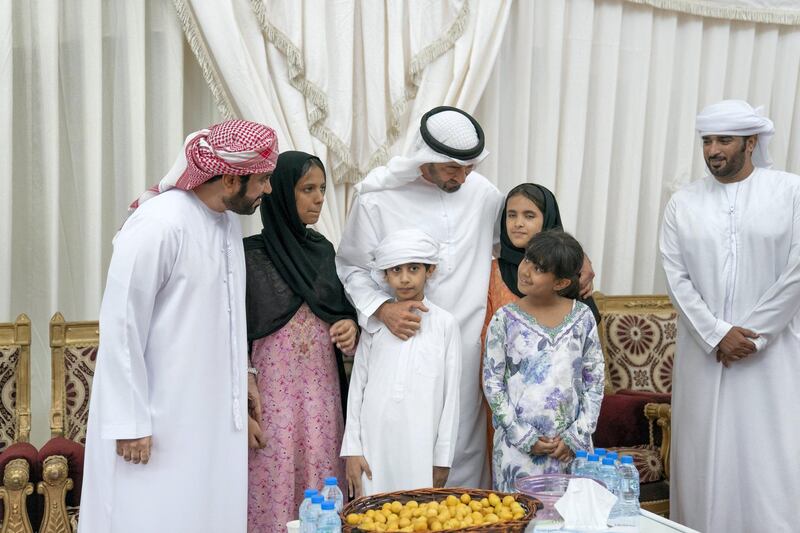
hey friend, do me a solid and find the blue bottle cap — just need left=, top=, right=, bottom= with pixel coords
left=594, top=448, right=607, bottom=455
left=621, top=455, right=634, bottom=464
left=321, top=501, right=335, bottom=510
left=304, top=488, right=319, bottom=498
left=576, top=450, right=588, bottom=458
left=311, top=495, right=325, bottom=504
left=606, top=452, right=618, bottom=460
left=602, top=457, right=615, bottom=465
left=588, top=454, right=600, bottom=461
left=324, top=477, right=338, bottom=485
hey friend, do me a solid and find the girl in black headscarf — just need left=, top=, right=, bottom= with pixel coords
left=243, top=151, right=357, bottom=531
left=479, top=183, right=600, bottom=476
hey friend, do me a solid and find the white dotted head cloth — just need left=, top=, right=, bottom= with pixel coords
left=424, top=110, right=480, bottom=150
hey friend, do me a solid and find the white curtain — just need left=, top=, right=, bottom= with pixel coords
left=1, top=0, right=220, bottom=446
left=174, top=0, right=511, bottom=245
left=5, top=0, right=800, bottom=445
left=474, top=0, right=800, bottom=295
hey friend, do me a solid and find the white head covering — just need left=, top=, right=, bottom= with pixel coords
left=358, top=107, right=489, bottom=194
left=368, top=229, right=441, bottom=291
left=696, top=100, right=775, bottom=168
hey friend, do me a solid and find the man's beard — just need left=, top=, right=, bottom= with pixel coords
left=224, top=185, right=260, bottom=214
left=706, top=143, right=746, bottom=179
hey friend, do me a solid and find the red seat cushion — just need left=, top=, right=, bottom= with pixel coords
left=0, top=442, right=41, bottom=526
left=38, top=437, right=85, bottom=506
left=593, top=390, right=670, bottom=449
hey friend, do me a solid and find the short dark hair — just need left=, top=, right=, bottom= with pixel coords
left=206, top=174, right=252, bottom=185
left=524, top=230, right=584, bottom=299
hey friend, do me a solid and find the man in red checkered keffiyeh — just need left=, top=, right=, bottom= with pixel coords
left=130, top=119, right=279, bottom=210
left=80, top=119, right=281, bottom=533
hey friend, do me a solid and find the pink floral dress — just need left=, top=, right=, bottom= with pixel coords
left=247, top=303, right=346, bottom=532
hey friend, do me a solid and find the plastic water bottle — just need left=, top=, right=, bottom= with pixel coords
left=299, top=489, right=319, bottom=533
left=570, top=450, right=588, bottom=475
left=606, top=451, right=619, bottom=463
left=594, top=447, right=607, bottom=458
left=583, top=453, right=601, bottom=481
left=316, top=500, right=342, bottom=533
left=599, top=457, right=621, bottom=521
left=320, top=476, right=344, bottom=513
left=304, top=495, right=325, bottom=533
left=616, top=455, right=641, bottom=526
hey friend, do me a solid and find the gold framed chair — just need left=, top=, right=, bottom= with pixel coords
left=49, top=313, right=99, bottom=444
left=0, top=314, right=31, bottom=449
left=42, top=312, right=99, bottom=533
left=593, top=292, right=675, bottom=518
left=0, top=314, right=35, bottom=533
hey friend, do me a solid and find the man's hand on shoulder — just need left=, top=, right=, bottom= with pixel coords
left=116, top=436, right=152, bottom=464
left=375, top=300, right=428, bottom=340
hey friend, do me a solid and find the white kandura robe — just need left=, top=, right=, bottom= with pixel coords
left=79, top=190, right=248, bottom=533
left=336, top=171, right=504, bottom=488
left=660, top=167, right=800, bottom=533
left=340, top=299, right=462, bottom=494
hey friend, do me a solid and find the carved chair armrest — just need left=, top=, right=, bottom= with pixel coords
left=644, top=402, right=672, bottom=480
left=0, top=442, right=39, bottom=533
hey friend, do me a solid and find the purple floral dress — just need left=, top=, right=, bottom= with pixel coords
left=483, top=301, right=604, bottom=492
left=247, top=303, right=346, bottom=532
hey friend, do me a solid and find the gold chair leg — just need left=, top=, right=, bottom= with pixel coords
left=0, top=458, right=34, bottom=533
left=37, top=455, right=73, bottom=533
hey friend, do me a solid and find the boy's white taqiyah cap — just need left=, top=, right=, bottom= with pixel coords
left=369, top=229, right=440, bottom=270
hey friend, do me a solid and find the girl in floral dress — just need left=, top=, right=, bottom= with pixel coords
left=483, top=230, right=604, bottom=492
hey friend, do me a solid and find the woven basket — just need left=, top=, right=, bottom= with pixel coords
left=340, top=487, right=541, bottom=532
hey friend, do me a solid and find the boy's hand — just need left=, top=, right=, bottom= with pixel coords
left=432, top=466, right=450, bottom=488
left=345, top=456, right=372, bottom=499
left=530, top=437, right=559, bottom=456
left=549, top=439, right=573, bottom=462
left=375, top=301, right=428, bottom=340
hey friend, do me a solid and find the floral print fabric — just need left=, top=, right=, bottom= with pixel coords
left=248, top=303, right=346, bottom=532
left=483, top=301, right=604, bottom=492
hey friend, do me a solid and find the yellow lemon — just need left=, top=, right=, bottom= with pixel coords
left=499, top=509, right=514, bottom=521
left=513, top=511, right=525, bottom=520
left=398, top=517, right=411, bottom=528
left=488, top=493, right=501, bottom=507
left=360, top=524, right=376, bottom=532
left=446, top=494, right=459, bottom=507
left=374, top=513, right=387, bottom=524
left=460, top=493, right=472, bottom=504
left=430, top=521, right=443, bottom=531
left=502, top=495, right=516, bottom=506
left=366, top=509, right=377, bottom=518
left=406, top=500, right=419, bottom=509
left=485, top=513, right=500, bottom=523
left=412, top=520, right=427, bottom=532
left=480, top=497, right=491, bottom=508
left=346, top=513, right=361, bottom=525
left=390, top=501, right=403, bottom=514
left=387, top=524, right=399, bottom=532
left=425, top=508, right=438, bottom=518
left=382, top=503, right=392, bottom=512
left=374, top=523, right=387, bottom=532
left=469, top=500, right=482, bottom=512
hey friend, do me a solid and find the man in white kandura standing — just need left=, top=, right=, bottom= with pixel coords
left=79, top=120, right=279, bottom=533
left=660, top=100, right=800, bottom=533
left=336, top=107, right=505, bottom=488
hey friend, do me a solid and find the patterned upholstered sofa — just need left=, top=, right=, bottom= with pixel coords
left=0, top=314, right=37, bottom=533
left=592, top=292, right=675, bottom=518
left=37, top=312, right=99, bottom=533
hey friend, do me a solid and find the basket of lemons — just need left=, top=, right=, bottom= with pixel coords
left=341, top=487, right=540, bottom=532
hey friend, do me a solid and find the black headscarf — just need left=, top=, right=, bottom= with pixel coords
left=497, top=183, right=600, bottom=322
left=243, top=151, right=357, bottom=411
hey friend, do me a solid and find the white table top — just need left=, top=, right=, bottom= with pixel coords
left=639, top=510, right=699, bottom=533
left=531, top=510, right=700, bottom=533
